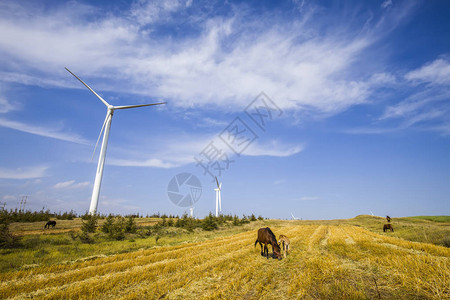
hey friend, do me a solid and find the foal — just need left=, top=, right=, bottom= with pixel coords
left=278, top=234, right=290, bottom=258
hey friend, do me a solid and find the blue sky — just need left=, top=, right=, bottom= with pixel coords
left=0, top=0, right=449, bottom=219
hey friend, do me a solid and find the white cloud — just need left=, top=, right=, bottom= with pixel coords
left=405, top=58, right=450, bottom=86
left=381, top=0, right=393, bottom=9
left=0, top=117, right=89, bottom=144
left=53, top=180, right=90, bottom=189
left=0, top=166, right=48, bottom=179
left=100, top=196, right=142, bottom=214
left=299, top=196, right=320, bottom=201
left=401, top=109, right=446, bottom=128
left=342, top=127, right=398, bottom=135
left=0, top=97, right=16, bottom=113
left=245, top=140, right=303, bottom=157
left=377, top=58, right=450, bottom=134
left=273, top=179, right=285, bottom=185
left=2, top=195, right=16, bottom=201
left=108, top=158, right=178, bottom=168
left=105, top=132, right=303, bottom=168
left=0, top=0, right=406, bottom=116
left=130, top=0, right=184, bottom=25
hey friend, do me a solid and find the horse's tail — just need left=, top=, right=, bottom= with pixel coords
left=254, top=239, right=258, bottom=247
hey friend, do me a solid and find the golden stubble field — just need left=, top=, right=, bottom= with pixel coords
left=1, top=223, right=448, bottom=299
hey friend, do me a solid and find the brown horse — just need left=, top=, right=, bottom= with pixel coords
left=255, top=227, right=282, bottom=259
left=383, top=224, right=394, bottom=232
left=44, top=220, right=56, bottom=228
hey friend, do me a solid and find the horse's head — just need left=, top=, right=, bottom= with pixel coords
left=273, top=242, right=282, bottom=260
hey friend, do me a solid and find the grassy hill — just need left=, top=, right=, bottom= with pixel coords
left=0, top=215, right=448, bottom=299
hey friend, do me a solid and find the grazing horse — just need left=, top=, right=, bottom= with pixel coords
left=278, top=234, right=290, bottom=258
left=386, top=216, right=391, bottom=222
left=255, top=227, right=282, bottom=259
left=383, top=224, right=394, bottom=232
left=44, top=220, right=56, bottom=229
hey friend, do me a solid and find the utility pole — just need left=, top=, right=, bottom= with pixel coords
left=19, top=195, right=27, bottom=212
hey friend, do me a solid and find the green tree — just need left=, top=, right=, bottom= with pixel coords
left=232, top=215, right=240, bottom=226
left=81, top=214, right=98, bottom=233
left=125, top=216, right=137, bottom=233
left=102, top=215, right=115, bottom=233
left=202, top=213, right=218, bottom=231
left=110, top=216, right=125, bottom=240
left=0, top=214, right=20, bottom=248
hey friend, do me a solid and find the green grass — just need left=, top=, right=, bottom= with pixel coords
left=407, top=215, right=450, bottom=222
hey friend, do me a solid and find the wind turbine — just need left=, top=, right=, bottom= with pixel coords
left=65, top=68, right=166, bottom=215
left=214, top=177, right=222, bottom=217
left=291, top=213, right=300, bottom=220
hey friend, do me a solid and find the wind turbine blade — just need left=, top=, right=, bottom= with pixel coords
left=91, top=113, right=110, bottom=161
left=65, top=67, right=110, bottom=107
left=113, top=102, right=167, bottom=110
left=215, top=176, right=220, bottom=189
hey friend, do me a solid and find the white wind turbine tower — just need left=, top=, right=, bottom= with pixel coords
left=214, top=177, right=222, bottom=217
left=66, top=68, right=166, bottom=215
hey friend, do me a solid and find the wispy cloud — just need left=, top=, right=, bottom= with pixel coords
left=0, top=0, right=417, bottom=115
left=299, top=196, right=320, bottom=201
left=343, top=57, right=450, bottom=136
left=405, top=57, right=450, bottom=86
left=107, top=158, right=179, bottom=168
left=53, top=180, right=90, bottom=189
left=2, top=195, right=16, bottom=201
left=342, top=127, right=399, bottom=135
left=379, top=58, right=450, bottom=133
left=0, top=117, right=89, bottom=144
left=245, top=140, right=303, bottom=157
left=105, top=132, right=303, bottom=168
left=0, top=96, right=17, bottom=113
left=273, top=179, right=285, bottom=185
left=381, top=0, right=393, bottom=9
left=0, top=166, right=48, bottom=179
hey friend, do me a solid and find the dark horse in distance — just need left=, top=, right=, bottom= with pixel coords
left=383, top=224, right=394, bottom=232
left=255, top=227, right=282, bottom=259
left=44, top=220, right=56, bottom=228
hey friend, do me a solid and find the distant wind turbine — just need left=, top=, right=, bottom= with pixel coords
left=291, top=213, right=300, bottom=220
left=214, top=177, right=222, bottom=217
left=66, top=68, right=166, bottom=215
